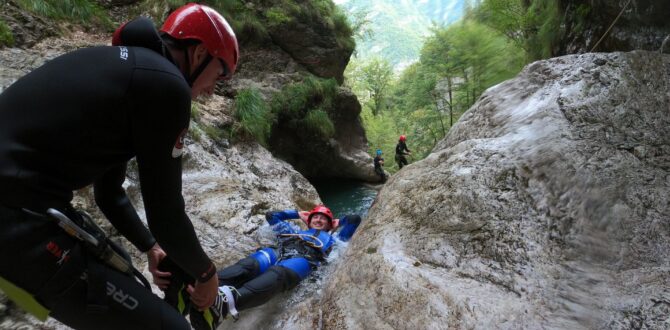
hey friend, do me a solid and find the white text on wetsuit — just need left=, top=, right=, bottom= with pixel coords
left=119, top=47, right=128, bottom=61
left=106, top=281, right=138, bottom=310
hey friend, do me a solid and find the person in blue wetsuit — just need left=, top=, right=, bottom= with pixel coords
left=159, top=205, right=361, bottom=330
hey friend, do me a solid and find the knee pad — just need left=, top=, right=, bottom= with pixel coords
left=250, top=248, right=277, bottom=274
left=277, top=258, right=311, bottom=280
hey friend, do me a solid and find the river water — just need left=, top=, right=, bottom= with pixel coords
left=310, top=179, right=379, bottom=219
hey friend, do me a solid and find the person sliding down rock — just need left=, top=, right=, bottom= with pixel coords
left=157, top=205, right=362, bottom=330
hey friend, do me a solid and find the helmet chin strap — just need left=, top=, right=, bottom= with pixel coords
left=183, top=48, right=213, bottom=87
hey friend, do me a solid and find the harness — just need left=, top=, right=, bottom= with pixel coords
left=276, top=229, right=332, bottom=263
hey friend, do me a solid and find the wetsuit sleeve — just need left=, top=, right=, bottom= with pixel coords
left=94, top=163, right=156, bottom=252
left=129, top=69, right=214, bottom=281
left=335, top=215, right=361, bottom=242
left=265, top=210, right=299, bottom=235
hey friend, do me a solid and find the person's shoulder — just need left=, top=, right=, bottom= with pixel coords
left=131, top=47, right=183, bottom=80
left=131, top=47, right=189, bottom=94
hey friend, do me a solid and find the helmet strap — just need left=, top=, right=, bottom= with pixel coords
left=186, top=52, right=213, bottom=87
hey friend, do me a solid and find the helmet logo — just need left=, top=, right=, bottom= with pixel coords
left=172, top=128, right=187, bottom=158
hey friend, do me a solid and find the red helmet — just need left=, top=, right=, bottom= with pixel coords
left=308, top=205, right=333, bottom=225
left=160, top=3, right=239, bottom=79
left=399, top=135, right=406, bottom=142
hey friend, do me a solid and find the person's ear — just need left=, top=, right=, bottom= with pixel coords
left=189, top=44, right=209, bottom=69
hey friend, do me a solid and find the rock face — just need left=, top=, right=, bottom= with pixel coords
left=270, top=87, right=379, bottom=182
left=0, top=0, right=56, bottom=48
left=0, top=0, right=372, bottom=183
left=558, top=0, right=670, bottom=54
left=276, top=51, right=668, bottom=329
left=268, top=16, right=352, bottom=84
left=227, top=44, right=376, bottom=182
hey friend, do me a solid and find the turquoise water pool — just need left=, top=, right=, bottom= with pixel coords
left=310, top=179, right=379, bottom=219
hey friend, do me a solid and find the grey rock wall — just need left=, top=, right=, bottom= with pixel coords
left=286, top=51, right=669, bottom=329
left=559, top=0, right=670, bottom=54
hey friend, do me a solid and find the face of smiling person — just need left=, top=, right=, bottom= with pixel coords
left=309, top=213, right=332, bottom=230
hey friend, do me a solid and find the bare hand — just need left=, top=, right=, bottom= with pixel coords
left=299, top=211, right=309, bottom=223
left=187, top=275, right=219, bottom=310
left=146, top=243, right=171, bottom=289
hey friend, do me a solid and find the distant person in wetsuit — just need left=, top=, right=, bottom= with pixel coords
left=395, top=135, right=412, bottom=169
left=0, top=4, right=238, bottom=329
left=159, top=205, right=362, bottom=330
left=373, top=149, right=387, bottom=182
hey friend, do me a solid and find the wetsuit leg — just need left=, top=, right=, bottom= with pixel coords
left=44, top=264, right=189, bottom=330
left=397, top=155, right=408, bottom=169
left=158, top=256, right=195, bottom=314
left=395, top=154, right=403, bottom=169
left=374, top=167, right=386, bottom=182
left=234, top=260, right=309, bottom=311
left=217, top=247, right=277, bottom=288
left=0, top=205, right=189, bottom=330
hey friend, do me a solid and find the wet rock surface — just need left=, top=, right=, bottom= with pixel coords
left=558, top=0, right=670, bottom=54
left=288, top=51, right=669, bottom=329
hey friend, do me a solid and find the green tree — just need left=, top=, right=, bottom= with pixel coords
left=359, top=57, right=394, bottom=116
left=471, top=0, right=562, bottom=61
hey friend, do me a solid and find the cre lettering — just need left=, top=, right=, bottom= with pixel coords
left=106, top=281, right=138, bottom=310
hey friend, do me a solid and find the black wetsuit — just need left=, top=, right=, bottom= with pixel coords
left=395, top=141, right=410, bottom=169
left=0, top=38, right=209, bottom=328
left=373, top=155, right=386, bottom=181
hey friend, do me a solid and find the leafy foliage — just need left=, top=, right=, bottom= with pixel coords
left=361, top=107, right=400, bottom=171
left=0, top=18, right=14, bottom=47
left=471, top=0, right=562, bottom=61
left=190, top=104, right=201, bottom=122
left=348, top=57, right=394, bottom=116
left=15, top=0, right=112, bottom=28
left=271, top=76, right=338, bottom=118
left=233, top=88, right=273, bottom=146
left=302, top=109, right=335, bottom=139
left=269, top=76, right=338, bottom=141
left=348, top=3, right=527, bottom=171
left=202, top=124, right=226, bottom=141
left=132, top=0, right=354, bottom=47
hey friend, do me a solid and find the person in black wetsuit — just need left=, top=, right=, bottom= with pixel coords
left=0, top=4, right=238, bottom=329
left=373, top=149, right=387, bottom=182
left=395, top=135, right=412, bottom=169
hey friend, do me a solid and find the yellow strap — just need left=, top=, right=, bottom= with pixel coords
left=203, top=308, right=214, bottom=326
left=0, top=276, right=50, bottom=321
left=177, top=284, right=187, bottom=314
